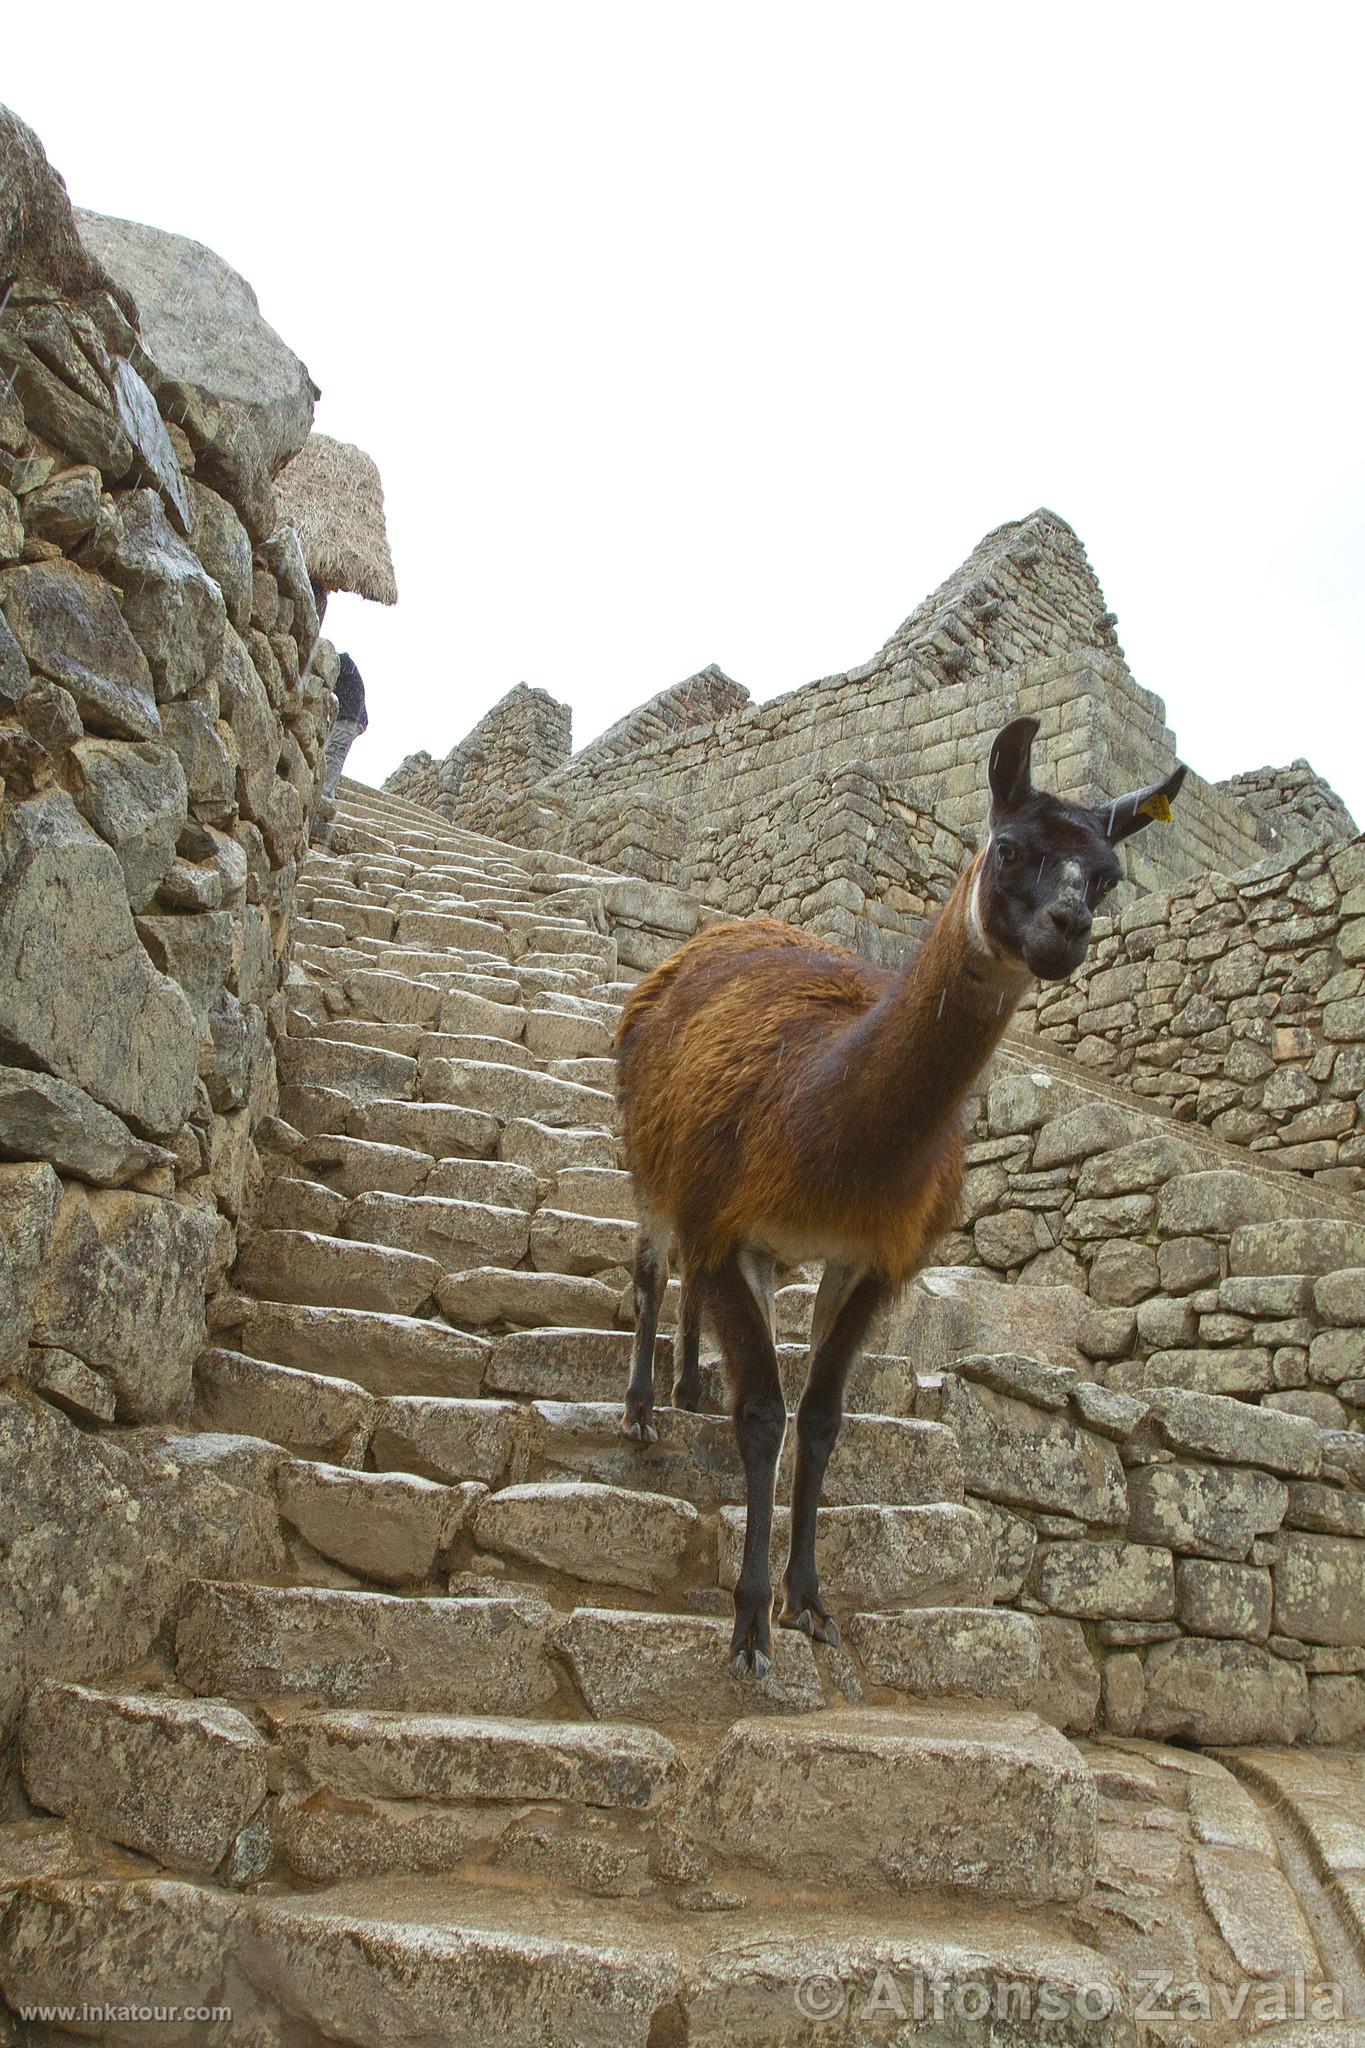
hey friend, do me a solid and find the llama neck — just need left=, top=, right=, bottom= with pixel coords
left=839, top=855, right=1033, bottom=1158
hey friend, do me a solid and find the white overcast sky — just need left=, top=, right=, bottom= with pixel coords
left=8, top=3, right=1363, bottom=820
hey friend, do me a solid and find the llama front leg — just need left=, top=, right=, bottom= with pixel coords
left=710, top=1249, right=785, bottom=1676
left=621, top=1234, right=666, bottom=1441
left=780, top=1264, right=887, bottom=1647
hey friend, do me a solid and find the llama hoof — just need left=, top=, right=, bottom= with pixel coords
left=671, top=1381, right=702, bottom=1413
left=620, top=1400, right=658, bottom=1443
left=728, top=1645, right=773, bottom=1680
left=779, top=1600, right=841, bottom=1648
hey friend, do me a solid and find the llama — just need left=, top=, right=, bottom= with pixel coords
left=615, top=716, right=1185, bottom=1675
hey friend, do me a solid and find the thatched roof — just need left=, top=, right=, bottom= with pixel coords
left=273, top=431, right=398, bottom=606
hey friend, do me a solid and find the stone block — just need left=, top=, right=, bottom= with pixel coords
left=1175, top=1559, right=1272, bottom=1639
left=21, top=1682, right=266, bottom=1876
left=1127, top=1460, right=1287, bottom=1562
left=1138, top=1638, right=1308, bottom=1744
left=1030, top=1540, right=1174, bottom=1621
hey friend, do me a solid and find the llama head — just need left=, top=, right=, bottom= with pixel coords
left=975, top=716, right=1186, bottom=981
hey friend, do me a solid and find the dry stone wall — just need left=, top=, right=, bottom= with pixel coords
left=1023, top=834, right=1365, bottom=1189
left=913, top=1356, right=1365, bottom=1746
left=389, top=511, right=1354, bottom=922
left=0, top=106, right=333, bottom=1787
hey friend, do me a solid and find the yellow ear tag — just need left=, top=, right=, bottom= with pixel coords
left=1138, top=793, right=1173, bottom=822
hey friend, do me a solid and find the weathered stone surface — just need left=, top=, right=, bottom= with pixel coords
left=370, top=1395, right=523, bottom=1487
left=0, top=559, right=159, bottom=738
left=895, top=1268, right=1089, bottom=1369
left=176, top=1581, right=556, bottom=1712
left=1087, top=1240, right=1159, bottom=1306
left=236, top=1229, right=440, bottom=1316
left=77, top=209, right=317, bottom=471
left=848, top=1607, right=1039, bottom=1707
left=1136, top=1385, right=1321, bottom=1478
left=277, top=1710, right=679, bottom=1811
left=1138, top=1638, right=1309, bottom=1743
left=193, top=1349, right=372, bottom=1463
left=238, top=1299, right=488, bottom=1400
left=555, top=1606, right=823, bottom=1720
left=345, top=1189, right=530, bottom=1271
left=1032, top=1616, right=1101, bottom=1733
left=0, top=1065, right=170, bottom=1185
left=21, top=1682, right=267, bottom=1875
left=1273, top=1530, right=1365, bottom=1645
left=276, top=1461, right=479, bottom=1584
left=1192, top=1846, right=1321, bottom=1981
left=32, top=1184, right=216, bottom=1420
left=1309, top=1326, right=1365, bottom=1385
left=68, top=736, right=188, bottom=907
left=932, top=1373, right=1126, bottom=1524
left=1176, top=1558, right=1272, bottom=1639
left=1127, top=1459, right=1287, bottom=1562
left=0, top=1390, right=283, bottom=1771
left=970, top=1497, right=1037, bottom=1602
left=0, top=792, right=199, bottom=1136
left=476, top=1480, right=699, bottom=1593
left=1315, top=1267, right=1365, bottom=1325
left=1230, top=1218, right=1365, bottom=1276
left=717, top=1501, right=990, bottom=1611
left=1155, top=1170, right=1286, bottom=1238
left=89, top=488, right=227, bottom=700
left=436, top=1265, right=621, bottom=1331
left=686, top=1707, right=1096, bottom=1900
left=1030, top=1541, right=1174, bottom=1621
left=0, top=1879, right=247, bottom=2042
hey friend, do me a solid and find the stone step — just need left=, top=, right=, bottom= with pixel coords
left=229, top=1300, right=489, bottom=1399
left=300, top=1132, right=435, bottom=1196
left=236, top=1228, right=441, bottom=1315
left=524, top=1007, right=615, bottom=1060
left=424, top=1056, right=614, bottom=1129
left=530, top=1205, right=635, bottom=1275
left=554, top=1607, right=824, bottom=1722
left=547, top=1055, right=617, bottom=1091
left=342, top=1189, right=532, bottom=1270
left=276, top=1034, right=418, bottom=1102
left=716, top=1502, right=992, bottom=1611
left=684, top=1706, right=1096, bottom=1901
left=0, top=1869, right=1135, bottom=2046
left=349, top=1096, right=500, bottom=1159
left=473, top=1480, right=704, bottom=1594
left=193, top=1347, right=374, bottom=1461
left=525, top=1400, right=964, bottom=1509
left=435, top=1267, right=624, bottom=1332
left=270, top=1709, right=682, bottom=1886
left=500, top=1118, right=618, bottom=1175
left=175, top=1582, right=559, bottom=1714
left=275, top=1461, right=484, bottom=1585
left=553, top=1165, right=637, bottom=1219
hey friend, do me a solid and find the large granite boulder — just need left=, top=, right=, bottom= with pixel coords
left=75, top=209, right=318, bottom=472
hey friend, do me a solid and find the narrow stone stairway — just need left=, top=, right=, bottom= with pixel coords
left=4, top=777, right=1363, bottom=2046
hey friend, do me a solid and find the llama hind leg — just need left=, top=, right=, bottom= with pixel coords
left=780, top=1264, right=888, bottom=1647
left=671, top=1270, right=703, bottom=1410
left=621, top=1233, right=666, bottom=1441
left=711, top=1249, right=785, bottom=1677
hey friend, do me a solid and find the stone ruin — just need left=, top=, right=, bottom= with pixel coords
left=1, top=99, right=1364, bottom=2046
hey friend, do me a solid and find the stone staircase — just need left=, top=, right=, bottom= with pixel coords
left=3, top=777, right=1364, bottom=2045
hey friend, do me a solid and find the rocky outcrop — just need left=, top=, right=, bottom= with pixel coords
left=75, top=210, right=318, bottom=474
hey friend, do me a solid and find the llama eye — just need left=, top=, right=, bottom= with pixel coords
left=996, top=840, right=1019, bottom=868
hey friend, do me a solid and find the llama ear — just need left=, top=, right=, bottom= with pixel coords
left=988, top=716, right=1039, bottom=818
left=1102, top=763, right=1188, bottom=843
